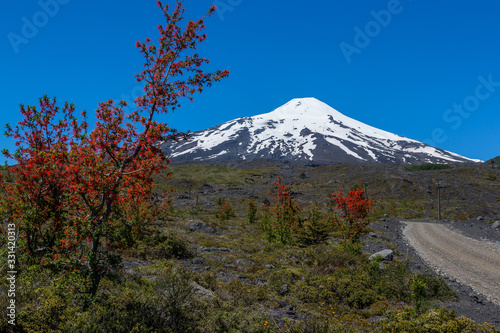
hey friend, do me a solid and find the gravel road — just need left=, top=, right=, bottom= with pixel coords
left=402, top=221, right=500, bottom=306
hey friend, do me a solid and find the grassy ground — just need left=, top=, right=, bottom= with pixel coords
left=1, top=161, right=499, bottom=332
left=163, top=161, right=500, bottom=221
left=486, top=156, right=500, bottom=169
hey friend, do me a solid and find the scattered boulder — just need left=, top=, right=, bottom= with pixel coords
left=492, top=221, right=500, bottom=229
left=369, top=249, right=394, bottom=262
left=267, top=309, right=282, bottom=319
left=200, top=246, right=231, bottom=252
left=469, top=293, right=484, bottom=304
left=265, top=264, right=276, bottom=270
left=190, top=221, right=215, bottom=234
left=236, top=258, right=250, bottom=265
left=192, top=257, right=205, bottom=265
left=191, top=281, right=215, bottom=299
left=277, top=300, right=287, bottom=308
left=256, top=278, right=268, bottom=286
left=143, top=276, right=158, bottom=282
left=477, top=216, right=484, bottom=221
left=279, top=284, right=289, bottom=296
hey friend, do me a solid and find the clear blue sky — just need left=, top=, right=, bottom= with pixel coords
left=1, top=0, right=500, bottom=163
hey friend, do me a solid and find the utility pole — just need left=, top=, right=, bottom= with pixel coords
left=437, top=181, right=445, bottom=220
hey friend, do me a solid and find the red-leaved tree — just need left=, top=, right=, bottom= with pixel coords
left=260, top=177, right=300, bottom=244
left=1, top=0, right=229, bottom=296
left=1, top=97, right=80, bottom=259
left=331, top=188, right=373, bottom=244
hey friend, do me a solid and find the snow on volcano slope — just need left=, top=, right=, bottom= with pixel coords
left=161, top=98, right=482, bottom=164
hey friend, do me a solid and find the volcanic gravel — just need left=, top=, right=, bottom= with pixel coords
left=363, top=217, right=500, bottom=326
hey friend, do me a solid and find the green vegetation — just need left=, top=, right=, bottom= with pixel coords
left=2, top=162, right=499, bottom=332
left=0, top=166, right=14, bottom=183
left=486, top=156, right=500, bottom=169
left=405, top=163, right=453, bottom=172
left=1, top=227, right=471, bottom=332
left=215, top=196, right=236, bottom=220
left=380, top=308, right=498, bottom=332
left=246, top=200, right=258, bottom=224
left=2, top=0, right=498, bottom=328
left=168, top=164, right=277, bottom=187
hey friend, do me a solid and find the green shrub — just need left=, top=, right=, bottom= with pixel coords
left=411, top=276, right=427, bottom=315
left=247, top=200, right=258, bottom=224
left=268, top=267, right=304, bottom=292
left=379, top=307, right=500, bottom=332
left=66, top=286, right=168, bottom=332
left=16, top=286, right=79, bottom=333
left=417, top=273, right=457, bottom=301
left=132, top=231, right=192, bottom=260
left=347, top=288, right=379, bottom=309
left=295, top=206, right=332, bottom=246
left=61, top=265, right=197, bottom=333
left=193, top=270, right=218, bottom=291
left=368, top=259, right=412, bottom=303
left=486, top=172, right=498, bottom=182
left=216, top=197, right=236, bottom=220
left=259, top=177, right=301, bottom=245
left=156, top=265, right=196, bottom=332
left=215, top=195, right=227, bottom=206
left=199, top=307, right=275, bottom=333
left=405, top=164, right=453, bottom=172
left=284, top=319, right=353, bottom=333
left=307, top=244, right=362, bottom=269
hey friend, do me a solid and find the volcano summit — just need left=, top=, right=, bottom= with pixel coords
left=162, top=98, right=481, bottom=164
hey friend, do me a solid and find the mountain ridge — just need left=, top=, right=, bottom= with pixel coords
left=486, top=156, right=500, bottom=169
left=162, top=98, right=482, bottom=165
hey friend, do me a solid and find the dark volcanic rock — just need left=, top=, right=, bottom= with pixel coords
left=200, top=246, right=231, bottom=252
left=190, top=221, right=215, bottom=234
left=279, top=284, right=289, bottom=296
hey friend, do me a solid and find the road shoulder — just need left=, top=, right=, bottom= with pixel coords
left=362, top=217, right=500, bottom=326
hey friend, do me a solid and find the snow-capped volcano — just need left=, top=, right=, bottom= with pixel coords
left=161, top=98, right=481, bottom=164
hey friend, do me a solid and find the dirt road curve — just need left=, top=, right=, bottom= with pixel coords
left=402, top=221, right=500, bottom=306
